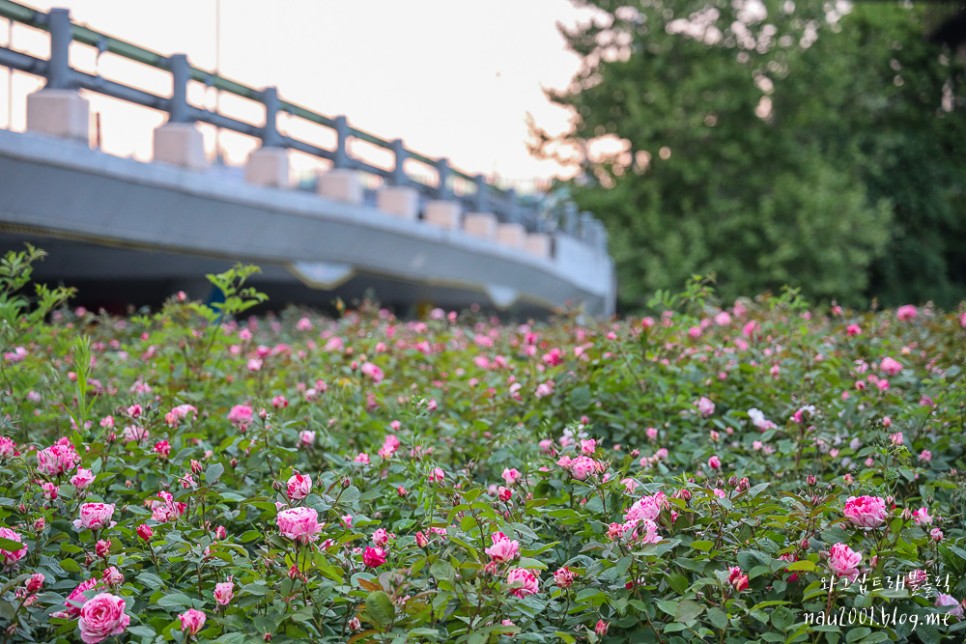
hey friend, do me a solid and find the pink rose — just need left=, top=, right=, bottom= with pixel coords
left=78, top=593, right=130, bottom=644
left=485, top=532, right=520, bottom=563
left=73, top=503, right=116, bottom=531
left=708, top=455, right=722, bottom=470
left=728, top=566, right=749, bottom=591
left=150, top=491, right=187, bottom=523
left=214, top=579, right=234, bottom=606
left=286, top=473, right=312, bottom=500
left=227, top=404, right=253, bottom=429
left=136, top=524, right=153, bottom=541
left=501, top=468, right=521, bottom=486
left=626, top=491, right=667, bottom=523
left=553, top=567, right=576, bottom=588
left=935, top=593, right=964, bottom=619
left=828, top=543, right=862, bottom=581
left=25, top=573, right=44, bottom=594
left=506, top=568, right=539, bottom=598
left=843, top=496, right=888, bottom=528
left=0, top=436, right=17, bottom=458
left=363, top=546, right=387, bottom=568
left=179, top=608, right=206, bottom=635
left=36, top=439, right=80, bottom=477
left=276, top=506, right=322, bottom=544
left=568, top=456, right=597, bottom=481
left=912, top=507, right=933, bottom=526
left=879, top=357, right=902, bottom=376
left=373, top=528, right=392, bottom=548
left=896, top=305, right=918, bottom=321
left=70, top=468, right=96, bottom=491
left=0, top=528, right=27, bottom=563
left=63, top=577, right=105, bottom=617
left=696, top=396, right=715, bottom=417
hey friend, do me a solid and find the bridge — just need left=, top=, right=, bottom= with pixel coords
left=0, top=1, right=615, bottom=316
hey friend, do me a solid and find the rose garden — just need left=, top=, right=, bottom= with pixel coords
left=0, top=247, right=964, bottom=642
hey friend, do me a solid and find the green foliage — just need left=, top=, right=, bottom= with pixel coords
left=537, top=0, right=966, bottom=311
left=0, top=260, right=965, bottom=642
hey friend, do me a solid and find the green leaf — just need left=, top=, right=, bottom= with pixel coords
left=707, top=606, right=729, bottom=629
left=787, top=560, right=817, bottom=572
left=770, top=606, right=796, bottom=631
left=205, top=462, right=225, bottom=484
left=668, top=572, right=689, bottom=594
left=0, top=538, right=25, bottom=552
left=675, top=600, right=704, bottom=624
left=365, top=590, right=395, bottom=630
left=517, top=557, right=547, bottom=570
left=60, top=558, right=82, bottom=573
left=690, top=540, right=714, bottom=552
left=156, top=593, right=193, bottom=610
left=430, top=560, right=455, bottom=581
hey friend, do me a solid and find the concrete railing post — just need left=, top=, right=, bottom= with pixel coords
left=261, top=86, right=282, bottom=148
left=435, top=158, right=450, bottom=200
left=333, top=115, right=350, bottom=169
left=46, top=8, right=73, bottom=90
left=474, top=174, right=487, bottom=213
left=26, top=8, right=90, bottom=142
left=377, top=138, right=418, bottom=219
left=152, top=53, right=206, bottom=169
left=390, top=138, right=408, bottom=186
left=245, top=86, right=289, bottom=187
left=319, top=116, right=362, bottom=203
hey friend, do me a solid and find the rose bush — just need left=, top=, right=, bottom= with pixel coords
left=0, top=250, right=964, bottom=642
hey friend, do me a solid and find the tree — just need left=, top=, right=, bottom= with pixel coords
left=535, top=0, right=965, bottom=310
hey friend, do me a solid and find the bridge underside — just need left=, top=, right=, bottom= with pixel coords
left=0, top=131, right=614, bottom=317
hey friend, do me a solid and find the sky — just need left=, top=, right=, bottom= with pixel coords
left=1, top=0, right=597, bottom=189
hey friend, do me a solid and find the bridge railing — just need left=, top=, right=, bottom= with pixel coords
left=0, top=0, right=610, bottom=250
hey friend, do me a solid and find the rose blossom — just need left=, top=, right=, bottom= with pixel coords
left=0, top=527, right=26, bottom=566
left=911, top=507, right=933, bottom=526
left=708, top=455, right=722, bottom=470
left=214, top=579, right=234, bottom=606
left=179, top=608, right=206, bottom=635
left=287, top=473, right=312, bottom=500
left=276, top=507, right=322, bottom=544
left=36, top=439, right=80, bottom=477
left=935, top=594, right=964, bottom=619
left=363, top=546, right=387, bottom=568
left=71, top=468, right=96, bottom=491
left=502, top=468, right=521, bottom=486
left=696, top=396, right=715, bottom=417
left=73, top=503, right=116, bottom=531
left=728, top=566, right=749, bottom=591
left=843, top=496, right=888, bottom=528
left=227, top=404, right=253, bottom=429
left=506, top=568, right=539, bottom=598
left=136, top=524, right=153, bottom=541
left=880, top=357, right=903, bottom=376
left=828, top=543, right=862, bottom=581
left=553, top=567, right=576, bottom=588
left=568, top=456, right=597, bottom=481
left=373, top=528, right=392, bottom=548
left=485, top=532, right=520, bottom=563
left=78, top=593, right=130, bottom=644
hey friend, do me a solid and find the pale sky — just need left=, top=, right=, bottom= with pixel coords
left=2, top=0, right=596, bottom=189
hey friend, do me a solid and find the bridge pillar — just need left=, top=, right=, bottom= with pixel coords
left=318, top=169, right=363, bottom=205
left=377, top=186, right=419, bottom=220
left=245, top=147, right=289, bottom=188
left=525, top=232, right=552, bottom=259
left=153, top=122, right=207, bottom=170
left=26, top=89, right=90, bottom=143
left=423, top=200, right=462, bottom=230
left=463, top=212, right=497, bottom=239
left=496, top=223, right=527, bottom=250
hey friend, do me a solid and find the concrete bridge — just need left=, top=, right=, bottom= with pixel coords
left=0, top=1, right=615, bottom=316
